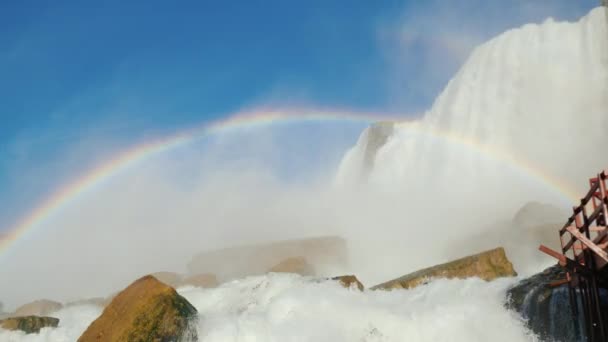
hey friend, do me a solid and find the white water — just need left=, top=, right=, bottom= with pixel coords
left=338, top=7, right=608, bottom=206
left=0, top=274, right=536, bottom=342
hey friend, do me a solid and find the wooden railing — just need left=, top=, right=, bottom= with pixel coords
left=540, top=170, right=608, bottom=342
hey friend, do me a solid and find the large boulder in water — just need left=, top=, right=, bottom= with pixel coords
left=507, top=265, right=590, bottom=342
left=371, top=247, right=516, bottom=290
left=78, top=275, right=198, bottom=342
left=0, top=316, right=59, bottom=334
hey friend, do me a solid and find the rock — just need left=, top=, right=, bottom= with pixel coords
left=188, top=236, right=347, bottom=280
left=78, top=275, right=198, bottom=342
left=182, top=274, right=218, bottom=288
left=332, top=275, right=364, bottom=291
left=268, top=257, right=315, bottom=276
left=506, top=265, right=588, bottom=342
left=362, top=122, right=394, bottom=175
left=371, top=247, right=517, bottom=290
left=13, top=299, right=62, bottom=317
left=0, top=316, right=59, bottom=334
left=150, top=272, right=183, bottom=288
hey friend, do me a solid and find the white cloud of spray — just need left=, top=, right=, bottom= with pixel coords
left=0, top=114, right=568, bottom=311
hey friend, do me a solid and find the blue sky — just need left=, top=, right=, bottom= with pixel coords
left=0, top=0, right=597, bottom=233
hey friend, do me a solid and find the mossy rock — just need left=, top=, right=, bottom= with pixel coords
left=372, top=247, right=517, bottom=290
left=0, top=316, right=59, bottom=334
left=78, top=275, right=198, bottom=342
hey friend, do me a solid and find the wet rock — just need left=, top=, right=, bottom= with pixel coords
left=0, top=316, right=59, bottom=334
left=372, top=247, right=517, bottom=290
left=332, top=275, right=364, bottom=291
left=506, top=265, right=589, bottom=342
left=78, top=275, right=198, bottom=342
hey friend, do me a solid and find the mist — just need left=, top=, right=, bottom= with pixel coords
left=0, top=114, right=569, bottom=310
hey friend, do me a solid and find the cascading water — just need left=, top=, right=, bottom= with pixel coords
left=337, top=7, right=608, bottom=215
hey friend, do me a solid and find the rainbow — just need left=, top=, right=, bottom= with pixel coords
left=0, top=107, right=580, bottom=257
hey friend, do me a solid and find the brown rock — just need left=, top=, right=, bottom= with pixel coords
left=13, top=300, right=62, bottom=317
left=371, top=247, right=517, bottom=290
left=182, top=274, right=218, bottom=288
left=0, top=316, right=59, bottom=334
left=78, top=275, right=198, bottom=342
left=268, top=257, right=315, bottom=276
left=332, top=275, right=364, bottom=291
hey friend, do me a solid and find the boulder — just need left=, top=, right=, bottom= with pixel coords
left=372, top=247, right=517, bottom=290
left=78, top=275, right=198, bottom=342
left=268, top=256, right=315, bottom=276
left=0, top=316, right=59, bottom=334
left=13, top=299, right=62, bottom=317
left=506, top=265, right=588, bottom=342
left=182, top=274, right=218, bottom=288
left=332, top=275, right=364, bottom=291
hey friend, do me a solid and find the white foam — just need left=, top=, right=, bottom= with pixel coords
left=179, top=273, right=536, bottom=342
left=1, top=275, right=536, bottom=341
